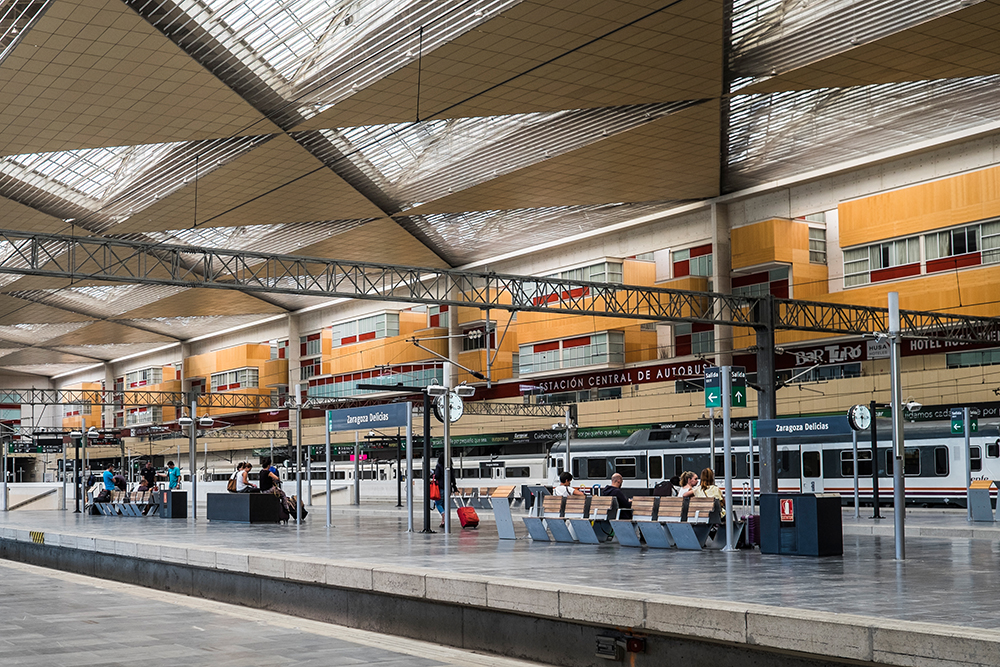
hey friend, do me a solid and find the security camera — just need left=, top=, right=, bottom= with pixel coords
left=368, top=430, right=376, bottom=438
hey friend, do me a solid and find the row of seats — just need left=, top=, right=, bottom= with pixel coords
left=92, top=489, right=161, bottom=516
left=524, top=495, right=732, bottom=550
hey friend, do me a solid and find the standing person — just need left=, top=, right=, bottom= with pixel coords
left=678, top=471, right=699, bottom=498
left=140, top=461, right=157, bottom=490
left=163, top=461, right=181, bottom=489
left=433, top=454, right=459, bottom=527
left=102, top=463, right=115, bottom=493
left=553, top=471, right=585, bottom=497
left=694, top=467, right=725, bottom=516
left=601, top=472, right=632, bottom=509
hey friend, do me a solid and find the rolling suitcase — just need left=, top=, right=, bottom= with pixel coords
left=457, top=506, right=480, bottom=528
left=746, top=514, right=761, bottom=546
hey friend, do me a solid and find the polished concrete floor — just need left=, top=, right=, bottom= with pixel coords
left=3, top=503, right=1000, bottom=630
left=0, top=558, right=550, bottom=667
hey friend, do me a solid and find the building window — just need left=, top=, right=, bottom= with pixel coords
left=270, top=339, right=288, bottom=359
left=672, top=244, right=712, bottom=278
left=518, top=331, right=625, bottom=374
left=527, top=261, right=624, bottom=306
left=844, top=237, right=919, bottom=286
left=732, top=267, right=789, bottom=299
left=300, top=358, right=321, bottom=381
left=211, top=367, right=259, bottom=391
left=674, top=323, right=714, bottom=356
left=125, top=367, right=162, bottom=389
left=300, top=333, right=322, bottom=357
left=946, top=347, right=1000, bottom=369
left=332, top=313, right=400, bottom=347
left=428, top=305, right=448, bottom=328
left=926, top=220, right=1000, bottom=272
left=190, top=379, right=206, bottom=395
left=63, top=403, right=92, bottom=417
left=809, top=228, right=827, bottom=264
left=462, top=325, right=495, bottom=351
left=126, top=406, right=162, bottom=426
left=309, top=364, right=443, bottom=399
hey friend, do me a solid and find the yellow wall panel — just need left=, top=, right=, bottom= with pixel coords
left=840, top=165, right=1000, bottom=247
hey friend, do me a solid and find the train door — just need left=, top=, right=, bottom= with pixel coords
left=645, top=451, right=662, bottom=491
left=800, top=444, right=824, bottom=493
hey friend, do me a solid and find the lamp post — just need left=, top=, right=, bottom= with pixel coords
left=179, top=404, right=213, bottom=521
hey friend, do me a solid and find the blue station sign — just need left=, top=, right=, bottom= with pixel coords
left=753, top=415, right=852, bottom=439
left=326, top=403, right=410, bottom=432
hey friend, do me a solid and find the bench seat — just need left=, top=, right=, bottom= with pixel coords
left=207, top=492, right=283, bottom=523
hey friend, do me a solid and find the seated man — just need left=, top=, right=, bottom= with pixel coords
left=601, top=473, right=632, bottom=509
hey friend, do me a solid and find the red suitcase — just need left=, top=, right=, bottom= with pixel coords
left=457, top=506, right=479, bottom=528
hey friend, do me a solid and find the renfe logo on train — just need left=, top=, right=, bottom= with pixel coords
left=780, top=498, right=795, bottom=522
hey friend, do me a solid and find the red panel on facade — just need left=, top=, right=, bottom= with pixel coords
left=926, top=252, right=981, bottom=273
left=341, top=335, right=357, bottom=345
left=429, top=315, right=440, bottom=327
left=675, top=336, right=692, bottom=357
left=692, top=322, right=714, bottom=333
left=771, top=279, right=789, bottom=299
left=870, top=263, right=921, bottom=283
left=690, top=244, right=713, bottom=257
left=358, top=331, right=376, bottom=341
left=562, top=336, right=591, bottom=348
left=673, top=260, right=690, bottom=278
left=533, top=341, right=559, bottom=353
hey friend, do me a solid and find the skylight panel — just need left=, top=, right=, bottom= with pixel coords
left=0, top=0, right=52, bottom=64
left=296, top=102, right=700, bottom=211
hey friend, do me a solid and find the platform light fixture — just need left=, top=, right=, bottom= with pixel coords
left=177, top=416, right=193, bottom=427
left=425, top=383, right=448, bottom=397
left=454, top=382, right=475, bottom=398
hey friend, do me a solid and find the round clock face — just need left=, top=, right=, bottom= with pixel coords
left=847, top=404, right=871, bottom=431
left=433, top=392, right=463, bottom=423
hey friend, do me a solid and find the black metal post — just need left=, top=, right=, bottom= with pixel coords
left=73, top=435, right=81, bottom=513
left=422, top=391, right=433, bottom=532
left=755, top=295, right=778, bottom=494
left=395, top=428, right=402, bottom=508
left=871, top=399, right=882, bottom=518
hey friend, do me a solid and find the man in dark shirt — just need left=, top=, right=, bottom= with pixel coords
left=601, top=473, right=632, bottom=509
left=141, top=461, right=157, bottom=489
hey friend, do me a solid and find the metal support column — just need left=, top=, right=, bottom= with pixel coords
left=295, top=394, right=303, bottom=525
left=325, top=414, right=331, bottom=528
left=189, top=396, right=197, bottom=520
left=395, top=428, right=402, bottom=508
left=406, top=406, right=414, bottom=532
left=965, top=407, right=973, bottom=523
left=852, top=430, right=860, bottom=519
left=888, top=292, right=905, bottom=560
left=871, top=399, right=881, bottom=519
left=722, top=366, right=735, bottom=551
left=353, top=431, right=360, bottom=505
left=564, top=407, right=572, bottom=473
left=755, top=295, right=778, bottom=494
left=443, top=389, right=451, bottom=535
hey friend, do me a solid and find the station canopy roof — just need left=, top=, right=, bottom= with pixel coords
left=0, top=0, right=999, bottom=378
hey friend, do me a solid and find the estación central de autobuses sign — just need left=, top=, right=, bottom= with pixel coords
left=482, top=331, right=1000, bottom=400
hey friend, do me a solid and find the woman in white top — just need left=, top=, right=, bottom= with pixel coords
left=553, top=471, right=584, bottom=497
left=236, top=462, right=258, bottom=492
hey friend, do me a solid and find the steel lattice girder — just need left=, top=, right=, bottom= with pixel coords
left=0, top=229, right=996, bottom=342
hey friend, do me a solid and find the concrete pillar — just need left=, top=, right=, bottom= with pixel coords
left=711, top=202, right=733, bottom=367
left=447, top=302, right=460, bottom=388
left=755, top=296, right=778, bottom=494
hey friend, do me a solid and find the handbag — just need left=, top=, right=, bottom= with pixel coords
left=227, top=476, right=237, bottom=493
left=429, top=480, right=441, bottom=500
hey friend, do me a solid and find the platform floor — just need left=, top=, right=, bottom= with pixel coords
left=0, top=557, right=549, bottom=667
left=2, top=503, right=1000, bottom=631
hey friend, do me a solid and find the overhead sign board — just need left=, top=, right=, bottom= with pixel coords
left=731, top=366, right=747, bottom=408
left=9, top=438, right=63, bottom=454
left=753, top=416, right=852, bottom=439
left=326, top=403, right=410, bottom=432
left=704, top=366, right=746, bottom=408
left=704, top=367, right=721, bottom=408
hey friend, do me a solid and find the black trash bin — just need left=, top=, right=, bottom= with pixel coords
left=760, top=493, right=842, bottom=556
left=159, top=489, right=187, bottom=519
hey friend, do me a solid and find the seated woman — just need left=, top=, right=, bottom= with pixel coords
left=677, top=471, right=700, bottom=498
left=258, top=457, right=291, bottom=521
left=693, top=467, right=725, bottom=517
left=228, top=462, right=243, bottom=492
left=237, top=461, right=258, bottom=493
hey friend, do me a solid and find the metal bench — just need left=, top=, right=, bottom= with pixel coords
left=570, top=495, right=618, bottom=544
left=636, top=496, right=676, bottom=549
left=551, top=496, right=589, bottom=543
left=611, top=496, right=649, bottom=547
left=92, top=488, right=161, bottom=516
left=491, top=485, right=518, bottom=540
left=662, top=497, right=721, bottom=550
left=523, top=494, right=559, bottom=541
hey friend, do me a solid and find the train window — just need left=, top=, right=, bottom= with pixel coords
left=777, top=450, right=799, bottom=478
left=802, top=451, right=821, bottom=478
left=885, top=448, right=920, bottom=476
left=614, top=457, right=637, bottom=478
left=934, top=447, right=949, bottom=476
left=648, top=430, right=673, bottom=441
left=713, top=454, right=737, bottom=478
left=841, top=450, right=871, bottom=476
left=506, top=466, right=530, bottom=478
left=588, top=458, right=608, bottom=479
left=988, top=441, right=1000, bottom=458
left=971, top=446, right=982, bottom=472
left=571, top=459, right=579, bottom=477
left=335, top=471, right=346, bottom=480
left=648, top=455, right=663, bottom=479
left=673, top=455, right=683, bottom=478
left=746, top=453, right=759, bottom=477
left=462, top=468, right=480, bottom=478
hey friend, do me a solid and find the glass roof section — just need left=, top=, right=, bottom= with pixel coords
left=295, top=102, right=699, bottom=212
left=130, top=0, right=521, bottom=124
left=727, top=75, right=1000, bottom=190
left=141, top=219, right=369, bottom=256
left=0, top=0, right=52, bottom=64
left=0, top=322, right=91, bottom=345
left=9, top=285, right=188, bottom=318
left=0, top=136, right=272, bottom=232
left=728, top=0, right=978, bottom=89
left=399, top=201, right=679, bottom=266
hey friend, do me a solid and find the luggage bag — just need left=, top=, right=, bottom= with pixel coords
left=457, top=505, right=479, bottom=528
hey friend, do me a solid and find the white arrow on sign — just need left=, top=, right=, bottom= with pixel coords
left=734, top=390, right=744, bottom=401
left=707, top=392, right=718, bottom=402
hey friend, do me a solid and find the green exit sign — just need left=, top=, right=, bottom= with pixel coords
left=951, top=419, right=978, bottom=434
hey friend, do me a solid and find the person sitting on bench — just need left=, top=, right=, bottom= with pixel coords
left=677, top=471, right=700, bottom=498
left=601, top=473, right=631, bottom=509
left=237, top=461, right=258, bottom=493
left=553, top=471, right=585, bottom=497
